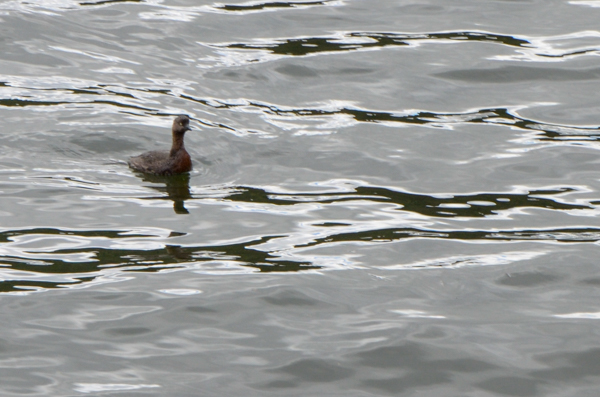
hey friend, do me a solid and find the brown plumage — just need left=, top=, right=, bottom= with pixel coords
left=128, top=115, right=192, bottom=175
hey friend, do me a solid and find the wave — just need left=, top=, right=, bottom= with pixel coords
left=0, top=181, right=594, bottom=293
left=216, top=31, right=531, bottom=57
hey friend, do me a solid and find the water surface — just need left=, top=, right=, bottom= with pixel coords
left=1, top=0, right=600, bottom=395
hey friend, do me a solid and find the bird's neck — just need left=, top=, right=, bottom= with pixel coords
left=170, top=133, right=185, bottom=156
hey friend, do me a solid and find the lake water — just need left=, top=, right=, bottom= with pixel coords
left=2, top=0, right=600, bottom=395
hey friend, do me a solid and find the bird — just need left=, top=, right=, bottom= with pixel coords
left=128, top=115, right=192, bottom=175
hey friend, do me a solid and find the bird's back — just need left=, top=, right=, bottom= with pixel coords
left=128, top=150, right=171, bottom=175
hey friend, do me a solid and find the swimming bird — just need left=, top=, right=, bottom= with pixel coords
left=128, top=115, right=192, bottom=175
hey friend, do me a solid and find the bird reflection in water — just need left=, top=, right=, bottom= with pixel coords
left=138, top=172, right=192, bottom=214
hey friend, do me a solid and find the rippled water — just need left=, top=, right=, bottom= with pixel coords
left=2, top=0, right=600, bottom=395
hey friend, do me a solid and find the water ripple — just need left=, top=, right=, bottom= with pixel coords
left=490, top=31, right=600, bottom=62
left=219, top=185, right=588, bottom=217
left=299, top=227, right=600, bottom=248
left=217, top=31, right=531, bottom=58
left=2, top=75, right=597, bottom=146
left=0, top=0, right=342, bottom=14
left=73, top=383, right=160, bottom=393
left=0, top=227, right=318, bottom=293
left=0, top=177, right=595, bottom=293
left=181, top=95, right=600, bottom=143
left=212, top=0, right=343, bottom=13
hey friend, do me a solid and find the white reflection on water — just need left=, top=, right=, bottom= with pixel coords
left=553, top=312, right=600, bottom=319
left=389, top=310, right=446, bottom=319
left=570, top=0, right=600, bottom=7
left=491, top=30, right=600, bottom=62
left=0, top=357, right=59, bottom=369
left=0, top=0, right=343, bottom=15
left=74, top=383, right=160, bottom=393
left=93, top=67, right=136, bottom=75
left=139, top=9, right=200, bottom=22
left=49, top=46, right=141, bottom=65
left=386, top=251, right=547, bottom=270
left=159, top=288, right=202, bottom=295
left=30, top=304, right=162, bottom=330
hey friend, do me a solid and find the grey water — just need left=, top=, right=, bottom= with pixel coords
left=2, top=0, right=600, bottom=395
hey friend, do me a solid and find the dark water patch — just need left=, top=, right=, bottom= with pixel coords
left=354, top=343, right=497, bottom=394
left=275, top=64, right=319, bottom=77
left=218, top=31, right=531, bottom=56
left=186, top=306, right=218, bottom=314
left=0, top=278, right=93, bottom=293
left=168, top=231, right=187, bottom=238
left=313, top=222, right=352, bottom=227
left=354, top=343, right=432, bottom=369
left=104, top=326, right=152, bottom=337
left=476, top=376, right=540, bottom=396
left=496, top=271, right=562, bottom=287
left=361, top=374, right=451, bottom=394
left=0, top=98, right=67, bottom=108
left=262, top=289, right=320, bottom=306
left=580, top=277, right=600, bottom=286
left=298, top=227, right=600, bottom=249
left=90, top=292, right=129, bottom=300
left=267, top=358, right=355, bottom=383
left=214, top=1, right=333, bottom=12
left=221, top=185, right=587, bottom=218
left=531, top=347, right=600, bottom=382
